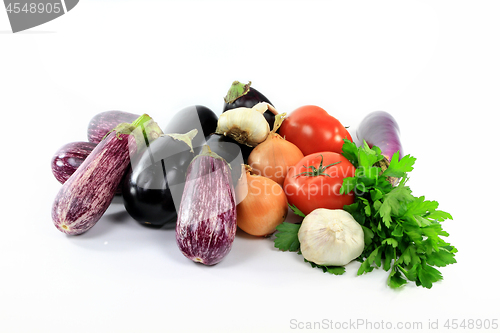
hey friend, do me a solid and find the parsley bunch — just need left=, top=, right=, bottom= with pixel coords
left=274, top=140, right=457, bottom=289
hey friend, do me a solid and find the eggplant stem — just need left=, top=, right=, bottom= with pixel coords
left=165, top=129, right=198, bottom=153
left=224, top=81, right=251, bottom=104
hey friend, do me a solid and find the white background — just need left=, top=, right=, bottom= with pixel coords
left=1, top=1, right=499, bottom=332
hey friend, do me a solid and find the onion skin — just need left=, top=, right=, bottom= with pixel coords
left=247, top=133, right=304, bottom=186
left=356, top=111, right=403, bottom=160
left=236, top=167, right=288, bottom=237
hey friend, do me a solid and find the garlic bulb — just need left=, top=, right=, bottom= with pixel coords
left=298, top=209, right=364, bottom=266
left=216, top=102, right=271, bottom=147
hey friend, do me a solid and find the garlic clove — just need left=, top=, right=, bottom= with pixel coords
left=298, top=209, right=364, bottom=266
left=216, top=106, right=270, bottom=147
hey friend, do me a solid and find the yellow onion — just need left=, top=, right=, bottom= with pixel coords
left=236, top=165, right=288, bottom=236
left=248, top=113, right=304, bottom=186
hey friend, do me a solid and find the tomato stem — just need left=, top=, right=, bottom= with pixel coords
left=295, top=154, right=341, bottom=177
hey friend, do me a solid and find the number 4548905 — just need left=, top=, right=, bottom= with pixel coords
left=6, top=3, right=62, bottom=14
left=444, top=319, right=498, bottom=330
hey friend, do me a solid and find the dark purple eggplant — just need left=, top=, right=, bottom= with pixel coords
left=122, top=132, right=246, bottom=229
left=51, top=141, right=96, bottom=184
left=176, top=145, right=237, bottom=265
left=122, top=131, right=197, bottom=228
left=52, top=114, right=162, bottom=235
left=87, top=110, right=139, bottom=144
left=164, top=105, right=218, bottom=148
left=357, top=110, right=403, bottom=185
left=223, top=81, right=276, bottom=129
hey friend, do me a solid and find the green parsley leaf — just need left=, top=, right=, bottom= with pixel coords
left=341, top=139, right=359, bottom=166
left=288, top=204, right=306, bottom=218
left=417, top=263, right=443, bottom=289
left=388, top=268, right=408, bottom=289
left=339, top=139, right=456, bottom=289
left=274, top=222, right=301, bottom=252
left=426, top=248, right=457, bottom=267
left=382, top=151, right=416, bottom=178
left=306, top=259, right=346, bottom=275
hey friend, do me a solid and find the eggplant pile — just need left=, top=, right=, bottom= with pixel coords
left=52, top=114, right=163, bottom=235
left=50, top=101, right=254, bottom=265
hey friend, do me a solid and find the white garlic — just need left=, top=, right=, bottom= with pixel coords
left=298, top=209, right=364, bottom=266
left=216, top=102, right=271, bottom=147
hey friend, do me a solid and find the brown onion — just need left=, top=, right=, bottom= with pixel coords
left=236, top=165, right=288, bottom=236
left=248, top=113, right=304, bottom=186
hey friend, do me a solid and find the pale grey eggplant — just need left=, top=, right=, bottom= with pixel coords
left=52, top=114, right=162, bottom=235
left=175, top=145, right=237, bottom=265
left=87, top=110, right=139, bottom=144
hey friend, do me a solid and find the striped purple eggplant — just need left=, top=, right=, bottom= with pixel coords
left=51, top=141, right=97, bottom=184
left=176, top=145, right=237, bottom=265
left=51, top=141, right=124, bottom=195
left=52, top=114, right=162, bottom=235
left=87, top=110, right=139, bottom=144
left=357, top=110, right=403, bottom=185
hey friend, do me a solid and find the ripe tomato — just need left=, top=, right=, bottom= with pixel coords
left=283, top=152, right=355, bottom=216
left=279, top=105, right=352, bottom=156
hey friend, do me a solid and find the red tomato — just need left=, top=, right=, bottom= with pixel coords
left=283, top=152, right=355, bottom=216
left=279, top=105, right=352, bottom=156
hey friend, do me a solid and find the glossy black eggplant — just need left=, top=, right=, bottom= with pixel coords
left=122, top=132, right=247, bottom=228
left=122, top=132, right=197, bottom=228
left=164, top=105, right=218, bottom=148
left=223, top=81, right=276, bottom=129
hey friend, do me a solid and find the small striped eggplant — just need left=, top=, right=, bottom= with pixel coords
left=52, top=114, right=162, bottom=235
left=51, top=141, right=124, bottom=195
left=87, top=110, right=139, bottom=144
left=176, top=145, right=237, bottom=265
left=357, top=110, right=403, bottom=185
left=51, top=141, right=96, bottom=184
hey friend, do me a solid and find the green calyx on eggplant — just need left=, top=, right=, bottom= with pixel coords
left=223, top=81, right=276, bottom=130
